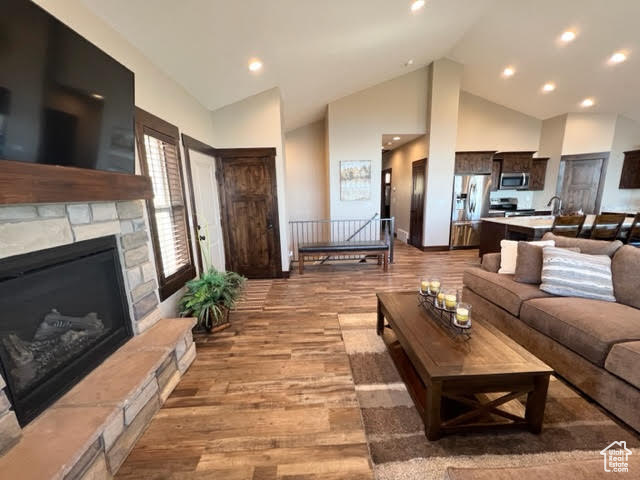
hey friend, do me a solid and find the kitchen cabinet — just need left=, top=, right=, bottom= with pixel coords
left=454, top=151, right=496, bottom=175
left=619, top=150, right=640, bottom=189
left=490, top=159, right=502, bottom=191
left=529, top=158, right=549, bottom=190
left=497, top=151, right=536, bottom=173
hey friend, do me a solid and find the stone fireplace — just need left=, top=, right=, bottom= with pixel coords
left=0, top=200, right=163, bottom=453
left=0, top=235, right=133, bottom=425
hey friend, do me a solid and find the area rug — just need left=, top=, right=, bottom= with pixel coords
left=338, top=312, right=640, bottom=480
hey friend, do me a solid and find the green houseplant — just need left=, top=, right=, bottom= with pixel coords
left=179, top=269, right=245, bottom=332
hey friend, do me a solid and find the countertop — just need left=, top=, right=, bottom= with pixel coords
left=481, top=215, right=635, bottom=230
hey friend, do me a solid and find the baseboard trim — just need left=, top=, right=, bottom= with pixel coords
left=420, top=245, right=450, bottom=252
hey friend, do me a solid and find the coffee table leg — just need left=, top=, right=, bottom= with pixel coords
left=376, top=298, right=384, bottom=336
left=425, top=381, right=443, bottom=440
left=525, top=374, right=549, bottom=434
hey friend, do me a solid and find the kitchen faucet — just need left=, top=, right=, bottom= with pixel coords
left=547, top=196, right=562, bottom=216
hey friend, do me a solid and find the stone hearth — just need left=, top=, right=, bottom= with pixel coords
left=0, top=200, right=165, bottom=454
left=0, top=318, right=195, bottom=480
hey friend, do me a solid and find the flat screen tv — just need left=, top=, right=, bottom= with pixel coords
left=0, top=0, right=135, bottom=174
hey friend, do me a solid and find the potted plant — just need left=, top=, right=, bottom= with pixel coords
left=179, top=269, right=245, bottom=332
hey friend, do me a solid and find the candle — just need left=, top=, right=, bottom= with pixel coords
left=437, top=292, right=445, bottom=305
left=421, top=281, right=429, bottom=293
left=429, top=280, right=441, bottom=293
left=456, top=307, right=469, bottom=324
left=445, top=294, right=457, bottom=309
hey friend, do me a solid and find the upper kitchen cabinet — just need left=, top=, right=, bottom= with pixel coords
left=490, top=159, right=502, bottom=191
left=529, top=158, right=549, bottom=190
left=454, top=151, right=496, bottom=174
left=619, top=150, right=640, bottom=189
left=497, top=151, right=536, bottom=173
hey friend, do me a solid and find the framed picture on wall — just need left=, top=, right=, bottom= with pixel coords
left=340, top=160, right=371, bottom=201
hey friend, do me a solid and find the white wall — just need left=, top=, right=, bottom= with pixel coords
left=424, top=59, right=463, bottom=247
left=561, top=113, right=617, bottom=155
left=457, top=91, right=541, bottom=152
left=210, top=88, right=290, bottom=271
left=603, top=115, right=640, bottom=212
left=533, top=114, right=567, bottom=210
left=284, top=120, right=328, bottom=222
left=326, top=68, right=429, bottom=220
left=381, top=136, right=429, bottom=235
left=34, top=0, right=216, bottom=317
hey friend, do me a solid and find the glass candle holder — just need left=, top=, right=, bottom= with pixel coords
left=420, top=279, right=429, bottom=294
left=436, top=291, right=445, bottom=308
left=443, top=289, right=457, bottom=310
left=429, top=278, right=441, bottom=295
left=455, top=303, right=471, bottom=325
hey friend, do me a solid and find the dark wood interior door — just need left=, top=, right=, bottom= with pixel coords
left=557, top=153, right=607, bottom=214
left=409, top=159, right=426, bottom=248
left=216, top=148, right=282, bottom=278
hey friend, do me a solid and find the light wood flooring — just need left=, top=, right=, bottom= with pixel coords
left=116, top=242, right=479, bottom=479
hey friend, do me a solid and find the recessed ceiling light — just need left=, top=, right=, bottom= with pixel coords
left=248, top=59, right=263, bottom=72
left=91, top=93, right=104, bottom=100
left=404, top=59, right=414, bottom=67
left=411, top=0, right=426, bottom=13
left=387, top=141, right=393, bottom=145
left=609, top=51, right=627, bottom=64
left=581, top=98, right=595, bottom=108
left=542, top=83, right=556, bottom=93
left=393, top=136, right=401, bottom=141
left=502, top=67, right=515, bottom=77
left=560, top=31, right=576, bottom=43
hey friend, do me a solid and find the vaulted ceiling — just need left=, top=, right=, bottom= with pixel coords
left=83, top=0, right=640, bottom=131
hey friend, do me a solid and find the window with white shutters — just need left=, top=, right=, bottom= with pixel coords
left=135, top=108, right=195, bottom=300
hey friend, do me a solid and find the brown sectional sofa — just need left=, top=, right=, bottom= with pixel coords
left=463, top=233, right=640, bottom=432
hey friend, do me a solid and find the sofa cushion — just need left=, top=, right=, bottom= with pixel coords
left=605, top=341, right=640, bottom=389
left=481, top=253, right=501, bottom=273
left=499, top=239, right=554, bottom=274
left=521, top=297, right=640, bottom=366
left=612, top=245, right=640, bottom=310
left=463, top=267, right=551, bottom=317
left=542, top=232, right=623, bottom=256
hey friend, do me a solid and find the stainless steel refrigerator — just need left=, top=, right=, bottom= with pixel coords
left=450, top=174, right=492, bottom=248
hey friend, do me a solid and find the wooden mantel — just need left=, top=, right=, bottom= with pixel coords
left=0, top=159, right=153, bottom=204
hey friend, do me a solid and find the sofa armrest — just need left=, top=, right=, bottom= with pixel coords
left=481, top=253, right=501, bottom=273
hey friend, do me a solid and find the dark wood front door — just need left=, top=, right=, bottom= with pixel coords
left=557, top=153, right=608, bottom=214
left=380, top=168, right=392, bottom=219
left=409, top=159, right=426, bottom=248
left=216, top=148, right=282, bottom=278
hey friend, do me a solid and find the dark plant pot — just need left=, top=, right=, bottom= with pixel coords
left=205, top=306, right=231, bottom=333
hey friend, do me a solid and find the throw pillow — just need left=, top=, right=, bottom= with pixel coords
left=540, top=246, right=616, bottom=302
left=499, top=239, right=554, bottom=274
left=514, top=243, right=580, bottom=284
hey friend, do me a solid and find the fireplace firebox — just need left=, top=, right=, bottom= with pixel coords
left=0, top=236, right=133, bottom=426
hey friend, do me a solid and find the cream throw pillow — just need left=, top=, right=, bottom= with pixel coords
left=499, top=239, right=555, bottom=274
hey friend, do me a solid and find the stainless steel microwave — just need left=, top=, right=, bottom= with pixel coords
left=499, top=172, right=530, bottom=190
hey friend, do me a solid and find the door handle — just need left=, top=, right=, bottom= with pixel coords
left=199, top=235, right=206, bottom=241
left=266, top=217, right=273, bottom=230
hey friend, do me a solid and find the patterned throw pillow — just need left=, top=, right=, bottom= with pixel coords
left=540, top=246, right=616, bottom=302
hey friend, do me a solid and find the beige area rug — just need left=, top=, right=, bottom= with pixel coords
left=338, top=312, right=640, bottom=480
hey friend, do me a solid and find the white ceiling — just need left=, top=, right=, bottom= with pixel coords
left=83, top=0, right=640, bottom=130
left=450, top=0, right=640, bottom=123
left=381, top=133, right=424, bottom=150
left=82, top=0, right=493, bottom=131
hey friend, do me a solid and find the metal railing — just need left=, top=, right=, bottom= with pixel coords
left=289, top=215, right=395, bottom=264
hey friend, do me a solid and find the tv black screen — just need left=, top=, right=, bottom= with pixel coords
left=0, top=0, right=135, bottom=173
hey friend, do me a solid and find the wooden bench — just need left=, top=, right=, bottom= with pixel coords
left=298, top=240, right=389, bottom=274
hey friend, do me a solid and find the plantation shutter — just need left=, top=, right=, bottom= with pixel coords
left=135, top=108, right=195, bottom=300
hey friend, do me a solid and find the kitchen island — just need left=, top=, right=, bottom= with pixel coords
left=479, top=215, right=636, bottom=256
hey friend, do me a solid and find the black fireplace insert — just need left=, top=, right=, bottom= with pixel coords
left=0, top=236, right=133, bottom=425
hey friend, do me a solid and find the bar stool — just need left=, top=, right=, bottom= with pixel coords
left=590, top=213, right=626, bottom=241
left=626, top=213, right=640, bottom=246
left=550, top=215, right=586, bottom=238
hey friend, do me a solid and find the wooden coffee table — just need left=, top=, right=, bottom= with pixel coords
left=376, top=291, right=553, bottom=440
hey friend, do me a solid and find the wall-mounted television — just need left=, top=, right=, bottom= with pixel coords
left=0, top=0, right=135, bottom=174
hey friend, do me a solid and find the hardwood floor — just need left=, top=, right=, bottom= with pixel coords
left=116, top=242, right=479, bottom=479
